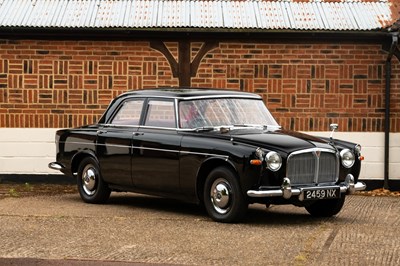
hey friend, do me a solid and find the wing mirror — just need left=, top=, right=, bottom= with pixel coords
left=330, top=123, right=338, bottom=140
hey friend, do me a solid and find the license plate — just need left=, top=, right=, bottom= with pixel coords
left=302, top=187, right=340, bottom=201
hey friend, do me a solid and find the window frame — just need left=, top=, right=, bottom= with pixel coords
left=142, top=98, right=177, bottom=129
left=107, top=97, right=146, bottom=127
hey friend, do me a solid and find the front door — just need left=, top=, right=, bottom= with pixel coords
left=96, top=98, right=144, bottom=186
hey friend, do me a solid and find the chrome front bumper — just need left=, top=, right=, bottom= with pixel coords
left=247, top=174, right=366, bottom=201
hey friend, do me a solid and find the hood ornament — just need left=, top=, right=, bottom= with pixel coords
left=329, top=123, right=338, bottom=142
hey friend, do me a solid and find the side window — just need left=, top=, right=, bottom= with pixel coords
left=144, top=100, right=176, bottom=128
left=111, top=99, right=144, bottom=125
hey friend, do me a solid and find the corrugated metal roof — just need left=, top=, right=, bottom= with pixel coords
left=0, top=0, right=397, bottom=31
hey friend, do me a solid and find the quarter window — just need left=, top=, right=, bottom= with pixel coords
left=144, top=100, right=176, bottom=128
left=111, top=100, right=143, bottom=125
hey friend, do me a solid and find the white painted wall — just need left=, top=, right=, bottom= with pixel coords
left=0, top=128, right=61, bottom=175
left=0, top=128, right=399, bottom=180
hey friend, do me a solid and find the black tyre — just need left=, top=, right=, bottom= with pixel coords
left=77, top=157, right=111, bottom=204
left=305, top=195, right=346, bottom=217
left=203, top=167, right=248, bottom=223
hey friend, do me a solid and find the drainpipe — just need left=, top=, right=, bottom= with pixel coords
left=384, top=32, right=398, bottom=190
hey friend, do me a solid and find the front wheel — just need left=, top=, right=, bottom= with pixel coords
left=305, top=195, right=346, bottom=217
left=77, top=157, right=111, bottom=204
left=203, top=167, right=248, bottom=223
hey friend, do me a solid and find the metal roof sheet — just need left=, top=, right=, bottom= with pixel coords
left=0, top=0, right=397, bottom=31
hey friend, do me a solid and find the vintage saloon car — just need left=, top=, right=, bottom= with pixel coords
left=49, top=88, right=366, bottom=222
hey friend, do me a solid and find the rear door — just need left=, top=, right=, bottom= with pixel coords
left=131, top=99, right=182, bottom=193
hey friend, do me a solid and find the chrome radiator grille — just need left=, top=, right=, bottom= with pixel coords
left=287, top=148, right=338, bottom=185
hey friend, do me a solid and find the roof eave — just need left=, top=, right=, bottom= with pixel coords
left=0, top=27, right=395, bottom=44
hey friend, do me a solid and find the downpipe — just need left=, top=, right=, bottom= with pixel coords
left=384, top=33, right=398, bottom=190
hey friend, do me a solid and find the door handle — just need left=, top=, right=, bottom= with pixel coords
left=133, top=132, right=144, bottom=136
left=97, top=130, right=107, bottom=134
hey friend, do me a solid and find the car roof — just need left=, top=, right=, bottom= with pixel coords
left=99, top=87, right=263, bottom=124
left=118, top=87, right=261, bottom=100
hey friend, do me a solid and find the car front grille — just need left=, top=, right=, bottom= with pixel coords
left=287, top=148, right=338, bottom=185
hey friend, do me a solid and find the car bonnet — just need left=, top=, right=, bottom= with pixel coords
left=229, top=128, right=334, bottom=154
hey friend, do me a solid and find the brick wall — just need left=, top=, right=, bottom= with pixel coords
left=0, top=39, right=399, bottom=132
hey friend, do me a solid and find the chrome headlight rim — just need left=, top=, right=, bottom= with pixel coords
left=340, top=149, right=355, bottom=168
left=265, top=151, right=282, bottom=172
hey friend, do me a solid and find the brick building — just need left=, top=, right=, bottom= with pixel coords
left=0, top=0, right=399, bottom=189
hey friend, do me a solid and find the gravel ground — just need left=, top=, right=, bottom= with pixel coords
left=0, top=183, right=77, bottom=199
left=0, top=183, right=399, bottom=265
left=1, top=182, right=398, bottom=200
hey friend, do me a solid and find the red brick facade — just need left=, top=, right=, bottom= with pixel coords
left=0, top=39, right=399, bottom=132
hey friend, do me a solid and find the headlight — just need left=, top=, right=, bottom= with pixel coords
left=265, top=151, right=282, bottom=171
left=340, top=149, right=355, bottom=168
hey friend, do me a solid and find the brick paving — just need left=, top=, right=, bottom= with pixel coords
left=0, top=184, right=399, bottom=265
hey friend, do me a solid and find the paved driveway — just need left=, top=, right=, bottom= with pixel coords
left=0, top=187, right=399, bottom=265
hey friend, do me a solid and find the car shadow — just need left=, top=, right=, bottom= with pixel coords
left=107, top=193, right=207, bottom=219
left=69, top=192, right=335, bottom=225
left=244, top=205, right=332, bottom=225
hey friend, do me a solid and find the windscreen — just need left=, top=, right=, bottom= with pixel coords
left=179, top=98, right=279, bottom=129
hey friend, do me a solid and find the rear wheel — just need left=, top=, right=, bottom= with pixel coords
left=203, top=167, right=247, bottom=223
left=305, top=195, right=346, bottom=217
left=77, top=157, right=111, bottom=204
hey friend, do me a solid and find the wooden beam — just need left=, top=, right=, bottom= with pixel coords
left=191, top=41, right=219, bottom=77
left=150, top=41, right=178, bottom=77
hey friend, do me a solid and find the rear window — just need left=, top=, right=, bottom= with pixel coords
left=144, top=100, right=176, bottom=128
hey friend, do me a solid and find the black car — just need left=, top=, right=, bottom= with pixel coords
left=49, top=88, right=366, bottom=222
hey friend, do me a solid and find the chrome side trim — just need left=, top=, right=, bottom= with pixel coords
left=102, top=124, right=140, bottom=128
left=102, top=123, right=177, bottom=130
left=59, top=141, right=173, bottom=151
left=58, top=140, right=228, bottom=159
left=139, top=125, right=177, bottom=130
left=136, top=146, right=180, bottom=154
left=58, top=141, right=96, bottom=147
left=180, top=150, right=229, bottom=159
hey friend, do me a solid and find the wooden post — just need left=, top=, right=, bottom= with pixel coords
left=150, top=40, right=219, bottom=87
left=178, top=40, right=191, bottom=87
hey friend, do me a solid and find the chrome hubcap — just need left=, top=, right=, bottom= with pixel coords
left=210, top=178, right=231, bottom=214
left=82, top=164, right=97, bottom=196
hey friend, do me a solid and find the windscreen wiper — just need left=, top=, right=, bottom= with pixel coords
left=194, top=126, right=215, bottom=132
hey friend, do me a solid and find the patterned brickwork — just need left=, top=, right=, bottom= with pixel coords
left=0, top=39, right=399, bottom=132
left=194, top=43, right=400, bottom=132
left=0, top=40, right=177, bottom=128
